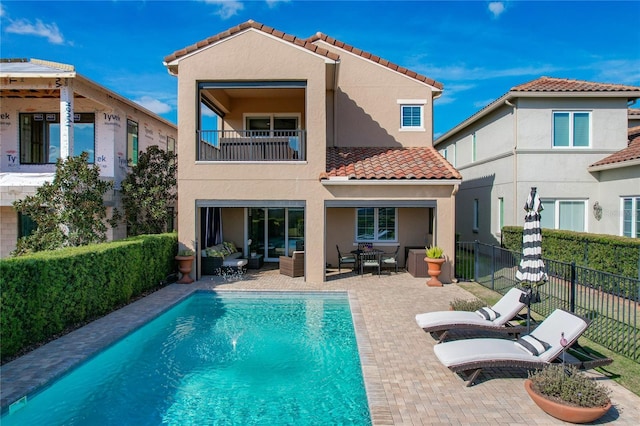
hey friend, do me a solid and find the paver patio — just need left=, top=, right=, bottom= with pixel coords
left=2, top=267, right=639, bottom=424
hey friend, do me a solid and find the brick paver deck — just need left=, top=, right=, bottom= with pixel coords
left=2, top=268, right=639, bottom=424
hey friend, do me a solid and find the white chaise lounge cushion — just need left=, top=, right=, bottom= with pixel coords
left=415, top=287, right=527, bottom=329
left=433, top=309, right=589, bottom=367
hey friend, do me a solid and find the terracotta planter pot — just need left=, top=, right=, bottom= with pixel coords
left=524, top=379, right=611, bottom=424
left=175, top=255, right=194, bottom=284
left=424, top=257, right=445, bottom=287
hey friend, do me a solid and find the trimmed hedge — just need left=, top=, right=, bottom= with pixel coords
left=0, top=233, right=177, bottom=362
left=502, top=227, right=640, bottom=279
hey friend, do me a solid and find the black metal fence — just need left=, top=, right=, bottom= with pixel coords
left=456, top=241, right=640, bottom=361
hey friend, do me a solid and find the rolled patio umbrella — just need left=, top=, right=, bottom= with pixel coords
left=515, top=187, right=548, bottom=332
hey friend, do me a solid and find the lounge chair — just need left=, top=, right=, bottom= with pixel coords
left=415, top=287, right=528, bottom=342
left=433, top=308, right=613, bottom=387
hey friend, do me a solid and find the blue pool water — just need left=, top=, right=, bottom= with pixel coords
left=2, top=291, right=371, bottom=425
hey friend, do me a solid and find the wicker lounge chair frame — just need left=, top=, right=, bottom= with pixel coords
left=434, top=309, right=613, bottom=387
left=416, top=288, right=530, bottom=343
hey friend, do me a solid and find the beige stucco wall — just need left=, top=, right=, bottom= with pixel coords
left=173, top=29, right=457, bottom=282
left=316, top=40, right=435, bottom=148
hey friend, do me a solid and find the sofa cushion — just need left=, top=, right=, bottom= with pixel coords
left=226, top=251, right=242, bottom=260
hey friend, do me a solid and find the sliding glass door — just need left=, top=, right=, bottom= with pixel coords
left=248, top=207, right=304, bottom=261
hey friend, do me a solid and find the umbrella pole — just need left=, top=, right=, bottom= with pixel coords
left=526, top=288, right=532, bottom=333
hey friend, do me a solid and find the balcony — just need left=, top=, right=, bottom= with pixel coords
left=198, top=130, right=306, bottom=162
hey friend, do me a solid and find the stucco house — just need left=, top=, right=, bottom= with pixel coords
left=0, top=58, right=178, bottom=257
left=163, top=20, right=461, bottom=283
left=434, top=77, right=640, bottom=245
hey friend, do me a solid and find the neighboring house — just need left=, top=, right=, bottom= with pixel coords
left=0, top=58, right=178, bottom=257
left=629, top=108, right=640, bottom=127
left=435, top=76, right=640, bottom=245
left=163, top=20, right=461, bottom=283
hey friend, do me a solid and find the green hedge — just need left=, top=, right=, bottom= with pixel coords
left=502, top=227, right=640, bottom=279
left=0, top=233, right=177, bottom=362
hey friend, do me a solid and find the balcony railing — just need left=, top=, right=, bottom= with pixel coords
left=198, top=130, right=306, bottom=161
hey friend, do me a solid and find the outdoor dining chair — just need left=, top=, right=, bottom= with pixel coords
left=336, top=245, right=357, bottom=273
left=360, top=250, right=381, bottom=276
left=381, top=246, right=400, bottom=273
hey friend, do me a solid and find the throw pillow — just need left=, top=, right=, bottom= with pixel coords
left=206, top=248, right=226, bottom=258
left=514, top=335, right=551, bottom=356
left=223, top=241, right=237, bottom=253
left=475, top=307, right=500, bottom=321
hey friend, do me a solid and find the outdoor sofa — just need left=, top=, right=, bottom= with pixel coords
left=201, top=241, right=248, bottom=275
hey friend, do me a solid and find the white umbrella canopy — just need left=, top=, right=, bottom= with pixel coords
left=516, top=187, right=548, bottom=331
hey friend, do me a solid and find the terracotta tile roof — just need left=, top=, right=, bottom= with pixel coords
left=513, top=76, right=640, bottom=93
left=590, top=126, right=640, bottom=168
left=323, top=147, right=461, bottom=181
left=163, top=21, right=443, bottom=90
left=163, top=20, right=340, bottom=64
left=308, top=33, right=443, bottom=90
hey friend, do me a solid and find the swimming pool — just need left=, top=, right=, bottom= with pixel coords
left=2, top=291, right=371, bottom=425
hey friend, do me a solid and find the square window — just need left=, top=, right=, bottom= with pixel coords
left=400, top=105, right=423, bottom=129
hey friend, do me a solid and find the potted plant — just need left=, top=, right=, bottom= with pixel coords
left=175, top=248, right=195, bottom=284
left=524, top=363, right=612, bottom=423
left=424, top=245, right=445, bottom=287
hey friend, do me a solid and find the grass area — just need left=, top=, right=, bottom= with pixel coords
left=456, top=281, right=640, bottom=397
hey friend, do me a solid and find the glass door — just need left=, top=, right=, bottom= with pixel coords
left=247, top=207, right=304, bottom=262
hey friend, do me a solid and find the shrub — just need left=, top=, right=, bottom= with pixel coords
left=528, top=364, right=611, bottom=408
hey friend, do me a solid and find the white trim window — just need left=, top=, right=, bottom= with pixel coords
left=540, top=199, right=587, bottom=232
left=355, top=207, right=397, bottom=242
left=552, top=111, right=591, bottom=148
left=621, top=197, right=640, bottom=238
left=398, top=99, right=426, bottom=131
left=244, top=113, right=300, bottom=136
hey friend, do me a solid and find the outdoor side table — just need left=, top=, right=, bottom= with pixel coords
left=247, top=254, right=264, bottom=269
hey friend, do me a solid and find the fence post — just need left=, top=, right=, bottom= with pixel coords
left=491, top=245, right=495, bottom=290
left=474, top=240, right=480, bottom=283
left=570, top=261, right=576, bottom=313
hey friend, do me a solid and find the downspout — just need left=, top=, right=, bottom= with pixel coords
left=333, top=60, right=340, bottom=147
left=505, top=99, right=518, bottom=224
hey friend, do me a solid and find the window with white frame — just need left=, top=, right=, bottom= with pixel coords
left=398, top=99, right=426, bottom=131
left=553, top=111, right=591, bottom=148
left=498, top=197, right=504, bottom=233
left=356, top=207, right=397, bottom=242
left=471, top=132, right=477, bottom=162
left=621, top=197, right=640, bottom=238
left=245, top=114, right=299, bottom=136
left=540, top=199, right=587, bottom=232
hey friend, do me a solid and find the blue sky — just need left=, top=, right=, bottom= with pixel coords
left=1, top=0, right=639, bottom=136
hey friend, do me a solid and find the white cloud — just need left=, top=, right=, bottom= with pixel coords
left=203, top=0, right=244, bottom=19
left=5, top=18, right=65, bottom=44
left=488, top=2, right=506, bottom=18
left=587, top=59, right=640, bottom=85
left=0, top=4, right=6, bottom=18
left=425, top=63, right=561, bottom=82
left=134, top=96, right=173, bottom=115
left=266, top=0, right=290, bottom=7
